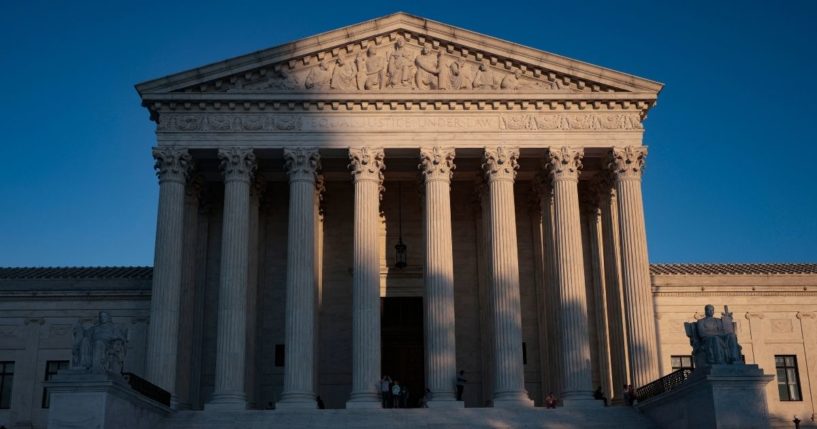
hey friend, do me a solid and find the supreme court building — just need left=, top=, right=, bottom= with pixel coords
left=1, top=13, right=817, bottom=429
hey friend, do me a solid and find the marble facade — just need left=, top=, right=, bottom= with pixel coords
left=1, top=13, right=817, bottom=429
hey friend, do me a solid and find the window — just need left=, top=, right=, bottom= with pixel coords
left=775, top=355, right=802, bottom=401
left=670, top=355, right=694, bottom=371
left=0, top=361, right=14, bottom=409
left=42, top=360, right=69, bottom=408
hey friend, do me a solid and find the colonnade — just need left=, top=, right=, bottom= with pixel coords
left=145, top=144, right=658, bottom=409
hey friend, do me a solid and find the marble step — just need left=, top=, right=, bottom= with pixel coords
left=160, top=407, right=657, bottom=429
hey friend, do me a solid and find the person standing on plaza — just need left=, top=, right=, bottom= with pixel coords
left=380, top=375, right=392, bottom=408
left=456, top=370, right=467, bottom=401
left=545, top=392, right=558, bottom=408
left=391, top=380, right=402, bottom=408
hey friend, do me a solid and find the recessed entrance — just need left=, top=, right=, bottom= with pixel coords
left=381, top=297, right=425, bottom=408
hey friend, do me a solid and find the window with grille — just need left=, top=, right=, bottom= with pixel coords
left=775, top=355, right=802, bottom=401
left=0, top=361, right=14, bottom=409
left=670, top=355, right=694, bottom=371
left=42, top=360, right=69, bottom=408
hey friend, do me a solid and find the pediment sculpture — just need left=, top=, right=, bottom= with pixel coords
left=191, top=35, right=597, bottom=94
left=71, top=311, right=128, bottom=374
left=684, top=304, right=743, bottom=369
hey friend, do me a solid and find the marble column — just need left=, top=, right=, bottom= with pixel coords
left=146, top=148, right=192, bottom=395
left=175, top=174, right=202, bottom=409
left=537, top=172, right=563, bottom=400
left=482, top=146, right=532, bottom=407
left=583, top=184, right=614, bottom=401
left=608, top=146, right=659, bottom=388
left=599, top=176, right=630, bottom=403
left=529, top=177, right=551, bottom=403
left=547, top=146, right=597, bottom=406
left=278, top=148, right=321, bottom=408
left=419, top=146, right=461, bottom=406
left=207, top=147, right=256, bottom=410
left=346, top=147, right=385, bottom=408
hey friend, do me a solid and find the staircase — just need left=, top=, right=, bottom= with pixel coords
left=161, top=406, right=657, bottom=429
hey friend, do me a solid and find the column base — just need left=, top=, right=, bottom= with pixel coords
left=492, top=391, right=534, bottom=407
left=346, top=392, right=381, bottom=409
left=427, top=399, right=465, bottom=408
left=277, top=392, right=317, bottom=410
left=205, top=392, right=247, bottom=411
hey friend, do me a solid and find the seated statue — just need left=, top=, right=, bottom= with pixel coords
left=684, top=304, right=742, bottom=368
left=72, top=311, right=128, bottom=374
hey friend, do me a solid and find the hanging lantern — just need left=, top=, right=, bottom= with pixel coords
left=394, top=182, right=407, bottom=269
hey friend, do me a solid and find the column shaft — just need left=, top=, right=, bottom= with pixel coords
left=279, top=149, right=320, bottom=408
left=483, top=146, right=532, bottom=407
left=609, top=147, right=659, bottom=388
left=600, top=180, right=630, bottom=403
left=146, top=148, right=192, bottom=395
left=547, top=147, right=597, bottom=406
left=347, top=147, right=385, bottom=408
left=208, top=148, right=255, bottom=409
left=420, top=147, right=460, bottom=406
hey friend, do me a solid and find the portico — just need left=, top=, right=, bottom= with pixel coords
left=135, top=12, right=662, bottom=411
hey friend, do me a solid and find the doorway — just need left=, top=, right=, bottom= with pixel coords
left=381, top=297, right=425, bottom=408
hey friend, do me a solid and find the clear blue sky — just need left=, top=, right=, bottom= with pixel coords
left=1, top=0, right=815, bottom=267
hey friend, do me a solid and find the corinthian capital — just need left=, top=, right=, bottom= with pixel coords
left=482, top=146, right=519, bottom=182
left=218, top=148, right=256, bottom=183
left=547, top=146, right=583, bottom=182
left=284, top=148, right=321, bottom=183
left=419, top=146, right=456, bottom=183
left=608, top=146, right=648, bottom=180
left=348, top=147, right=385, bottom=184
left=152, top=147, right=193, bottom=184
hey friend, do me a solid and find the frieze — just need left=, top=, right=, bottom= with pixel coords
left=158, top=112, right=643, bottom=133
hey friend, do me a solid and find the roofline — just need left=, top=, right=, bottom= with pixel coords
left=135, top=12, right=663, bottom=96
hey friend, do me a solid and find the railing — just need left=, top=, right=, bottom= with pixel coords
left=635, top=368, right=693, bottom=403
left=122, top=372, right=171, bottom=406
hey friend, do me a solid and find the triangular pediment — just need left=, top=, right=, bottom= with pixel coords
left=136, top=13, right=662, bottom=99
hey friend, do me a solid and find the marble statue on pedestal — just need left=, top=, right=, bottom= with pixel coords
left=685, top=304, right=742, bottom=368
left=72, top=311, right=128, bottom=374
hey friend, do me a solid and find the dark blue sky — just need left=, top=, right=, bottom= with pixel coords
left=1, top=0, right=815, bottom=266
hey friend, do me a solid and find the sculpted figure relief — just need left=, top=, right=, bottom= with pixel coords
left=387, top=38, right=414, bottom=88
left=359, top=46, right=386, bottom=90
left=684, top=304, right=743, bottom=368
left=305, top=61, right=333, bottom=90
left=72, top=311, right=128, bottom=374
left=330, top=57, right=357, bottom=91
left=473, top=64, right=498, bottom=90
left=414, top=46, right=440, bottom=90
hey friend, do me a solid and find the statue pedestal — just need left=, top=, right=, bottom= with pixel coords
left=46, top=370, right=170, bottom=429
left=636, top=364, right=773, bottom=429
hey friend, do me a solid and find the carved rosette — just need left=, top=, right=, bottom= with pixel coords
left=152, top=148, right=193, bottom=184
left=482, top=146, right=519, bottom=182
left=218, top=148, right=257, bottom=183
left=348, top=147, right=385, bottom=185
left=419, top=146, right=456, bottom=183
left=283, top=148, right=321, bottom=183
left=608, top=146, right=648, bottom=180
left=546, top=146, right=584, bottom=182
